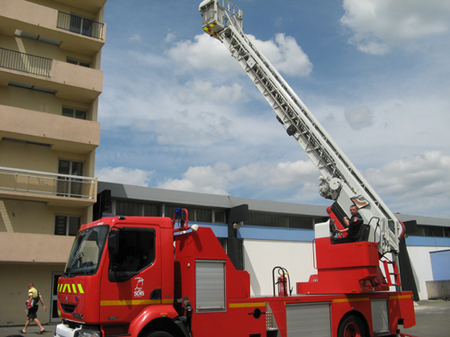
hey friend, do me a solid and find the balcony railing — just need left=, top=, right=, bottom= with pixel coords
left=0, top=48, right=52, bottom=77
left=57, top=11, right=104, bottom=40
left=0, top=166, right=96, bottom=200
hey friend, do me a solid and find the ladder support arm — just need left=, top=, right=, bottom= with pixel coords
left=200, top=0, right=401, bottom=255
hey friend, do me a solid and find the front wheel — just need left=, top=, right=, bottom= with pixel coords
left=338, top=315, right=368, bottom=337
left=147, top=332, right=174, bottom=337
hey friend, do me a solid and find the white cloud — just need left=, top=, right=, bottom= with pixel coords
left=153, top=113, right=233, bottom=146
left=248, top=33, right=313, bottom=77
left=157, top=164, right=231, bottom=195
left=100, top=75, right=249, bottom=145
left=128, top=50, right=169, bottom=68
left=154, top=152, right=450, bottom=218
left=166, top=33, right=312, bottom=77
left=344, top=106, right=374, bottom=130
left=164, top=33, right=176, bottom=43
left=100, top=2, right=450, bottom=219
left=364, top=151, right=450, bottom=217
left=166, top=33, right=240, bottom=73
left=157, top=160, right=318, bottom=195
left=96, top=167, right=154, bottom=187
left=341, top=0, right=450, bottom=54
left=265, top=161, right=318, bottom=189
left=129, top=34, right=141, bottom=43
left=176, top=79, right=247, bottom=105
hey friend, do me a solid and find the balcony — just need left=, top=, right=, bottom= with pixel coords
left=0, top=0, right=106, bottom=55
left=0, top=232, right=74, bottom=263
left=0, top=105, right=100, bottom=154
left=0, top=166, right=97, bottom=207
left=57, top=11, right=104, bottom=40
left=0, top=48, right=102, bottom=103
left=0, top=48, right=52, bottom=77
left=54, top=0, right=107, bottom=15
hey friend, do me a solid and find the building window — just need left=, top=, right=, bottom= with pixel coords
left=114, top=201, right=161, bottom=217
left=411, top=225, right=450, bottom=237
left=444, top=227, right=450, bottom=237
left=434, top=227, right=444, bottom=237
left=57, top=159, right=83, bottom=197
left=70, top=15, right=94, bottom=37
left=67, top=58, right=90, bottom=68
left=246, top=211, right=314, bottom=229
left=116, top=200, right=144, bottom=216
left=247, top=211, right=288, bottom=227
left=160, top=206, right=226, bottom=224
left=196, top=208, right=213, bottom=222
left=54, top=215, right=81, bottom=236
left=144, top=204, right=161, bottom=216
left=164, top=205, right=216, bottom=223
left=289, top=216, right=314, bottom=229
left=214, top=210, right=226, bottom=224
left=62, top=107, right=87, bottom=119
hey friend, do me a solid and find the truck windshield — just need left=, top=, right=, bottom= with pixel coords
left=64, top=225, right=109, bottom=276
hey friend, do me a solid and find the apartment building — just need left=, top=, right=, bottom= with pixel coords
left=0, top=0, right=106, bottom=326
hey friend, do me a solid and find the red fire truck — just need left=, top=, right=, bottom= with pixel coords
left=55, top=1, right=417, bottom=336
left=55, top=209, right=415, bottom=337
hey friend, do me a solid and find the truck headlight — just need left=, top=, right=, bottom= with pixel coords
left=75, top=330, right=101, bottom=337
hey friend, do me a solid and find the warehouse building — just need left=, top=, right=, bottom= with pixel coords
left=97, top=181, right=450, bottom=303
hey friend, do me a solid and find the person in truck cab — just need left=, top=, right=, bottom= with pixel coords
left=333, top=205, right=363, bottom=243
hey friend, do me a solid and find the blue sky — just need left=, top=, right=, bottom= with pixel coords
left=96, top=0, right=450, bottom=219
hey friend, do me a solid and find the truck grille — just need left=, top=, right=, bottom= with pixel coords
left=60, top=303, right=77, bottom=314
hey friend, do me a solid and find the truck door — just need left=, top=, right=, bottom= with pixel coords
left=99, top=227, right=161, bottom=324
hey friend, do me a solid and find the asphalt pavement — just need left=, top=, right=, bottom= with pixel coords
left=402, top=299, right=450, bottom=337
left=1, top=299, right=449, bottom=337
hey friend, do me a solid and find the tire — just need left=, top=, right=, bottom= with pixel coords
left=338, top=315, right=368, bottom=337
left=286, top=125, right=296, bottom=136
left=147, top=332, right=174, bottom=337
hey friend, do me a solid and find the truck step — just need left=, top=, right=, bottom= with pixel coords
left=266, top=328, right=279, bottom=337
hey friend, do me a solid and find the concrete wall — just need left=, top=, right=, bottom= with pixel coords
left=426, top=280, right=450, bottom=300
left=0, top=199, right=88, bottom=235
left=243, top=239, right=315, bottom=296
left=0, top=262, right=64, bottom=326
left=407, top=242, right=450, bottom=300
left=0, top=138, right=93, bottom=172
left=0, top=85, right=92, bottom=119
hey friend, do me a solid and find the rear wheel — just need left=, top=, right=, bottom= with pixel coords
left=338, top=315, right=367, bottom=337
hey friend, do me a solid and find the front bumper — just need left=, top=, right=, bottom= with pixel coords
left=55, top=323, right=82, bottom=337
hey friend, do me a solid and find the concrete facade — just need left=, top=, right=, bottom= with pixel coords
left=0, top=0, right=106, bottom=326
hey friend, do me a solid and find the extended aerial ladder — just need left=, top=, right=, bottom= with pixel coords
left=199, top=0, right=405, bottom=258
